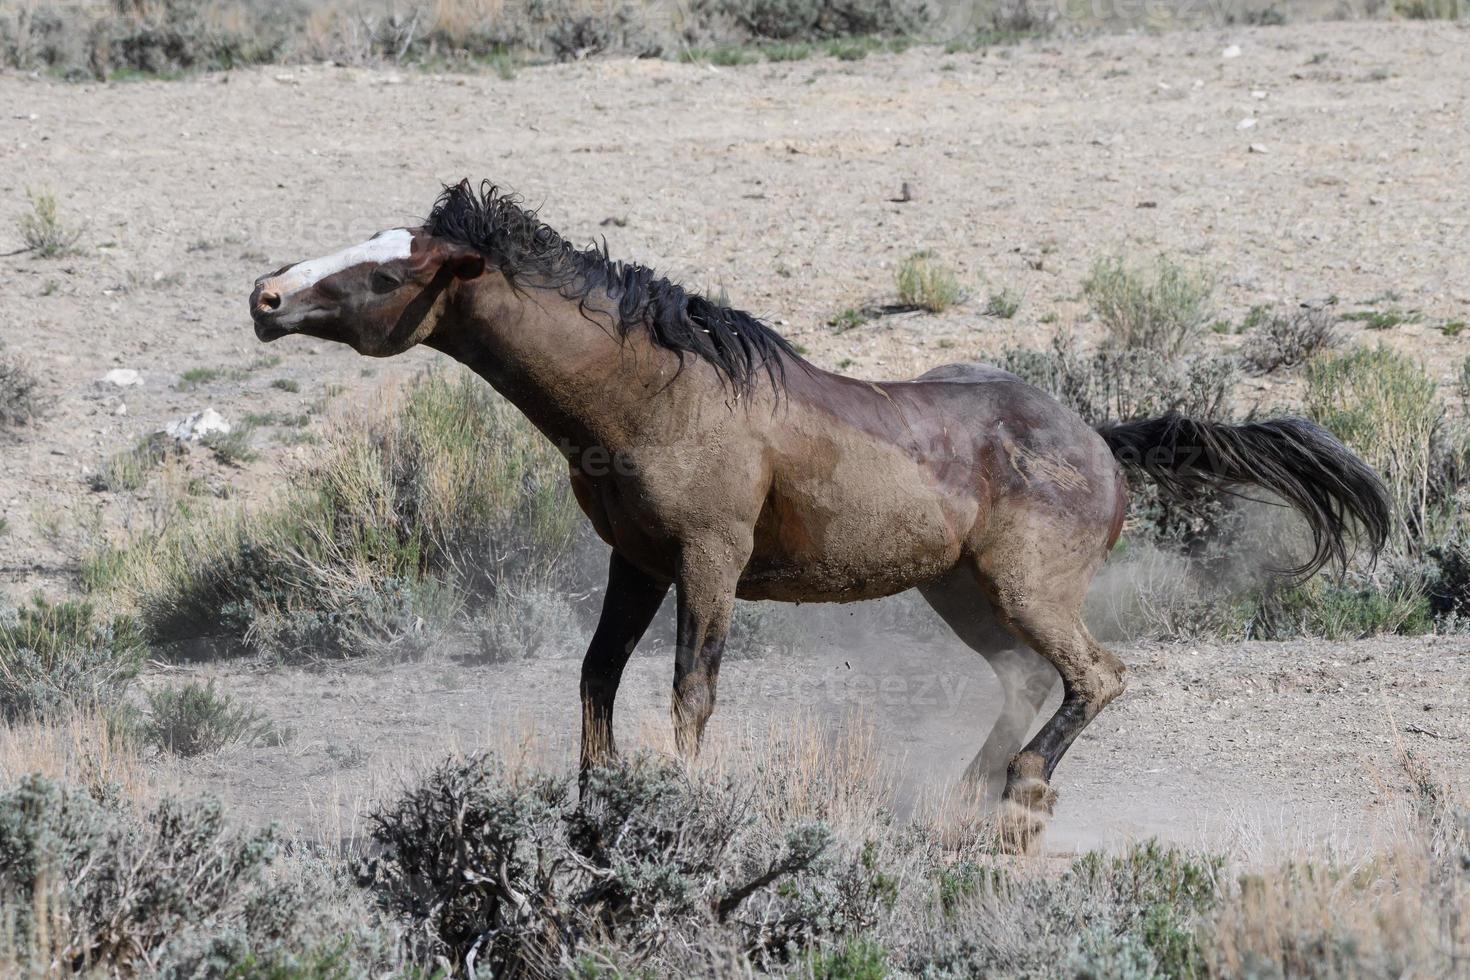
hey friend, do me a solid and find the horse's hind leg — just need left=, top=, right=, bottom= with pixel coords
left=977, top=540, right=1126, bottom=854
left=919, top=574, right=1057, bottom=802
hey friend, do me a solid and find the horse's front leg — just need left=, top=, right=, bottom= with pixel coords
left=671, top=537, right=748, bottom=758
left=580, top=551, right=670, bottom=772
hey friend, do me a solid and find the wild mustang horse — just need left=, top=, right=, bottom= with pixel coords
left=250, top=180, right=1390, bottom=851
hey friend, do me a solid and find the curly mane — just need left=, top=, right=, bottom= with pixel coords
left=426, top=179, right=801, bottom=394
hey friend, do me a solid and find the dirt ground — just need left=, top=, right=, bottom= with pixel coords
left=2, top=20, right=1469, bottom=854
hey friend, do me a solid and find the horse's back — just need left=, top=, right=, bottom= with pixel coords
left=910, top=361, right=1023, bottom=386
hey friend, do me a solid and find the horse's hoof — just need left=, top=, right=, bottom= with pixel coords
left=994, top=797, right=1050, bottom=855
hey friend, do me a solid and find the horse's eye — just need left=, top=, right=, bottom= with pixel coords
left=371, top=267, right=403, bottom=292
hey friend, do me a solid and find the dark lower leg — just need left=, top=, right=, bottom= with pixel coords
left=997, top=624, right=1125, bottom=853
left=579, top=552, right=669, bottom=771
left=965, top=648, right=1056, bottom=799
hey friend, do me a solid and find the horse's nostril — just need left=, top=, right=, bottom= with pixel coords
left=257, top=290, right=282, bottom=312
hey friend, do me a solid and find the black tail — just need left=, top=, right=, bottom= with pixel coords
left=1097, top=413, right=1391, bottom=577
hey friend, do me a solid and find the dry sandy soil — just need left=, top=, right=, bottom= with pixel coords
left=2, top=20, right=1469, bottom=854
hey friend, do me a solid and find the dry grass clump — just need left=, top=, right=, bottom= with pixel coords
left=897, top=250, right=963, bottom=313
left=14, top=188, right=82, bottom=258
left=1084, top=254, right=1214, bottom=358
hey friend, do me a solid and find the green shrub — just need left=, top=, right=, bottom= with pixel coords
left=1083, top=255, right=1214, bottom=357
left=897, top=251, right=963, bottom=313
left=808, top=935, right=889, bottom=979
left=98, top=369, right=585, bottom=661
left=16, top=188, right=81, bottom=257
left=0, top=599, right=144, bottom=719
left=144, top=679, right=275, bottom=756
left=1247, top=574, right=1433, bottom=639
left=1305, top=345, right=1450, bottom=550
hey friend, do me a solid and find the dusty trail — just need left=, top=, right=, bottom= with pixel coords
left=157, top=623, right=1469, bottom=854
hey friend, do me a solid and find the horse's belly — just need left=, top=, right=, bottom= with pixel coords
left=740, top=471, right=968, bottom=602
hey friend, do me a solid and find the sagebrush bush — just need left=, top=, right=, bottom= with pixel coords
left=97, top=370, right=586, bottom=660
left=0, top=599, right=145, bottom=720
left=0, top=775, right=399, bottom=976
left=897, top=251, right=963, bottom=313
left=363, top=751, right=896, bottom=975
left=144, top=679, right=274, bottom=756
left=1240, top=306, right=1342, bottom=374
left=1083, top=255, right=1214, bottom=357
left=1001, top=332, right=1236, bottom=426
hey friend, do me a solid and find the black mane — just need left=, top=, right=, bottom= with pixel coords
left=426, top=179, right=800, bottom=394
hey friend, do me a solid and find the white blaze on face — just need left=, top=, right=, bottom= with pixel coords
left=272, top=228, right=413, bottom=297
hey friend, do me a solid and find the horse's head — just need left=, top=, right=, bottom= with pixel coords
left=249, top=227, right=485, bottom=356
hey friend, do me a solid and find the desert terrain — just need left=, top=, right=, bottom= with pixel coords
left=2, top=19, right=1469, bottom=862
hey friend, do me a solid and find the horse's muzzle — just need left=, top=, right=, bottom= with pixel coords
left=250, top=282, right=293, bottom=341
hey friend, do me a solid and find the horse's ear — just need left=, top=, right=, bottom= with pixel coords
left=449, top=250, right=485, bottom=281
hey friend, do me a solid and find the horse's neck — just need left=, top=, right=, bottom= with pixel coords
left=430, top=280, right=674, bottom=455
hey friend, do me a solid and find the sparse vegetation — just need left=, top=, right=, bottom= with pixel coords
left=1240, top=306, right=1342, bottom=374
left=144, top=679, right=275, bottom=756
left=1083, top=255, right=1214, bottom=357
left=270, top=377, right=301, bottom=392
left=897, top=251, right=963, bottom=313
left=1341, top=307, right=1419, bottom=330
left=15, top=188, right=81, bottom=257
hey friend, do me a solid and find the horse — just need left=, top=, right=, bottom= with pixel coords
left=249, top=179, right=1390, bottom=851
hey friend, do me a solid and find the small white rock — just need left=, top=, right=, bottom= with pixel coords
left=1237, top=118, right=1257, bottom=130
left=163, top=408, right=230, bottom=441
left=1248, top=143, right=1269, bottom=154
left=1251, top=89, right=1267, bottom=99
left=101, top=368, right=143, bottom=388
left=1222, top=45, right=1242, bottom=59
